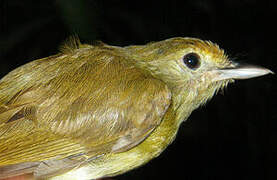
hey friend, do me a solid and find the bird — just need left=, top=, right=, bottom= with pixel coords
left=0, top=37, right=272, bottom=180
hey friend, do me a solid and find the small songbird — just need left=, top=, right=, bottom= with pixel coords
left=0, top=37, right=272, bottom=180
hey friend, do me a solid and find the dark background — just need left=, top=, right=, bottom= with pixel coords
left=0, top=0, right=276, bottom=180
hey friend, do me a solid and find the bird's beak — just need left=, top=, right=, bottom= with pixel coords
left=212, top=63, right=274, bottom=82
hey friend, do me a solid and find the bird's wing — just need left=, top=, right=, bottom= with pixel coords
left=0, top=44, right=171, bottom=177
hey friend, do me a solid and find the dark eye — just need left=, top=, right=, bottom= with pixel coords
left=183, top=53, right=201, bottom=70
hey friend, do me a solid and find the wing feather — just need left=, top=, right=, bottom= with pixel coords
left=0, top=43, right=171, bottom=177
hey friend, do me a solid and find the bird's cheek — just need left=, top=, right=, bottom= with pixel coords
left=203, top=70, right=225, bottom=83
left=197, top=72, right=214, bottom=88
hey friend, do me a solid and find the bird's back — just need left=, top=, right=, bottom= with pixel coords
left=0, top=40, right=172, bottom=179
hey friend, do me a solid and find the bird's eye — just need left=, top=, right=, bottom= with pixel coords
left=183, top=53, right=201, bottom=70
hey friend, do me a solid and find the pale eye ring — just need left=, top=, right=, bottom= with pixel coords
left=183, top=53, right=201, bottom=70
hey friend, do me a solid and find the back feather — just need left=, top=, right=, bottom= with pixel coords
left=0, top=38, right=171, bottom=178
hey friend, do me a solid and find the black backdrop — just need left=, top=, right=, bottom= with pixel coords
left=0, top=1, right=276, bottom=180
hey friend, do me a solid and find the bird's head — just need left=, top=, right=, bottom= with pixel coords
left=126, top=37, right=272, bottom=120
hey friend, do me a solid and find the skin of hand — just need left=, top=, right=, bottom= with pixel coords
left=0, top=37, right=272, bottom=180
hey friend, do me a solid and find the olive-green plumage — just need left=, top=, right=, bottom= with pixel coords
left=0, top=37, right=271, bottom=179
